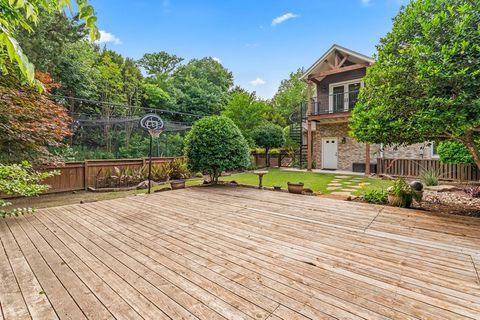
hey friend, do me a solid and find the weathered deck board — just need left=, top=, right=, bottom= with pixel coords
left=1, top=186, right=480, bottom=319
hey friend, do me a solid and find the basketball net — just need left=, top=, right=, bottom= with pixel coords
left=148, top=128, right=163, bottom=138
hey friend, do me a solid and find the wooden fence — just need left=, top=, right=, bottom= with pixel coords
left=377, top=158, right=480, bottom=181
left=252, top=151, right=294, bottom=169
left=36, top=157, right=183, bottom=194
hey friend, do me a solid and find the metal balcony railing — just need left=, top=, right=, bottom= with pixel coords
left=310, top=90, right=359, bottom=116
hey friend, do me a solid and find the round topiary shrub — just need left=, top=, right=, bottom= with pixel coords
left=184, top=115, right=250, bottom=183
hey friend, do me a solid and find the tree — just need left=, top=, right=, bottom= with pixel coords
left=0, top=71, right=71, bottom=164
left=138, top=51, right=183, bottom=82
left=252, top=124, right=285, bottom=167
left=222, top=90, right=270, bottom=145
left=184, top=116, right=250, bottom=183
left=273, top=68, right=308, bottom=120
left=0, top=0, right=98, bottom=84
left=351, top=0, right=480, bottom=171
left=173, top=58, right=233, bottom=117
left=15, top=10, right=88, bottom=75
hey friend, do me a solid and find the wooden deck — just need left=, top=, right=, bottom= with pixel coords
left=1, top=186, right=480, bottom=319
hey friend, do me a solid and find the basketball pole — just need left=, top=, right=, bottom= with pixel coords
left=148, top=134, right=153, bottom=194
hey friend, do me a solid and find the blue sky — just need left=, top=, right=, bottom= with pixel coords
left=89, top=0, right=407, bottom=99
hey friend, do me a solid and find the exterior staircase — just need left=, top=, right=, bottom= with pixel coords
left=288, top=102, right=307, bottom=168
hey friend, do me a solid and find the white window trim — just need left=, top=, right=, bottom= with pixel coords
left=430, top=142, right=440, bottom=159
left=328, top=79, right=364, bottom=113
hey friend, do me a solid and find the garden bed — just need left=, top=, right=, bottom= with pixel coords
left=412, top=189, right=480, bottom=217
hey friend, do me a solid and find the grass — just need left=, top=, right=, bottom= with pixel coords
left=9, top=170, right=392, bottom=210
left=220, top=168, right=392, bottom=195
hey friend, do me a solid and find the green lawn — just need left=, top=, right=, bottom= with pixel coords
left=220, top=168, right=392, bottom=195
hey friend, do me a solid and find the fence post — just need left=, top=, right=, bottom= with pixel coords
left=84, top=160, right=89, bottom=191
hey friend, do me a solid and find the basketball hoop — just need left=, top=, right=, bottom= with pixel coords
left=139, top=114, right=165, bottom=194
left=148, top=128, right=163, bottom=138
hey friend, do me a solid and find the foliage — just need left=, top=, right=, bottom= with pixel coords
left=387, top=178, right=422, bottom=208
left=0, top=161, right=57, bottom=217
left=222, top=90, right=271, bottom=145
left=351, top=0, right=480, bottom=171
left=464, top=186, right=480, bottom=198
left=0, top=71, right=72, bottom=163
left=252, top=124, right=285, bottom=152
left=173, top=58, right=233, bottom=117
left=419, top=168, right=441, bottom=186
left=273, top=68, right=308, bottom=120
left=437, top=140, right=476, bottom=164
left=168, top=158, right=190, bottom=180
left=184, top=116, right=250, bottom=183
left=0, top=0, right=98, bottom=84
left=138, top=51, right=183, bottom=82
left=362, top=189, right=388, bottom=204
left=15, top=10, right=88, bottom=75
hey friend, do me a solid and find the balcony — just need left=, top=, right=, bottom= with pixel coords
left=310, top=90, right=359, bottom=117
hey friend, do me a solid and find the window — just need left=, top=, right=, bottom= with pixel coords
left=329, top=79, right=363, bottom=113
left=431, top=142, right=439, bottom=158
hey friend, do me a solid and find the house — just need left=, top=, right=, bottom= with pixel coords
left=300, top=44, right=437, bottom=173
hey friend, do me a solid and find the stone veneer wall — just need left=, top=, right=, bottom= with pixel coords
left=311, top=123, right=436, bottom=171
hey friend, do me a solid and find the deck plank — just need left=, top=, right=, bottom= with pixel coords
left=1, top=186, right=479, bottom=319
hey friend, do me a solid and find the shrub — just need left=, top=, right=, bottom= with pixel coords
left=387, top=178, right=422, bottom=208
left=168, top=158, right=190, bottom=180
left=419, top=168, right=441, bottom=186
left=270, top=148, right=281, bottom=156
left=184, top=116, right=250, bottom=183
left=437, top=141, right=476, bottom=165
left=464, top=186, right=480, bottom=198
left=0, top=161, right=58, bottom=218
left=362, top=189, right=388, bottom=204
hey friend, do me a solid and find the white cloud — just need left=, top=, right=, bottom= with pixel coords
left=96, top=30, right=122, bottom=45
left=212, top=57, right=221, bottom=63
left=249, top=78, right=266, bottom=86
left=361, top=0, right=372, bottom=6
left=271, top=13, right=299, bottom=26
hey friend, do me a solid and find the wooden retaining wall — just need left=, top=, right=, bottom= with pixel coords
left=377, top=158, right=479, bottom=181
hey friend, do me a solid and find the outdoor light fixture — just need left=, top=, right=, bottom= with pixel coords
left=341, top=137, right=347, bottom=144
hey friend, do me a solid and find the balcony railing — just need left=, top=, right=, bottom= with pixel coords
left=310, top=90, right=359, bottom=116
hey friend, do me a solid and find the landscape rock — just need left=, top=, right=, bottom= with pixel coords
left=424, top=185, right=461, bottom=192
left=136, top=180, right=159, bottom=190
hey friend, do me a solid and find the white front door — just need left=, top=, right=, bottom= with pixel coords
left=322, top=138, right=338, bottom=169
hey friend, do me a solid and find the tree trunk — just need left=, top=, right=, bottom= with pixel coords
left=266, top=148, right=270, bottom=167
left=461, top=131, right=480, bottom=172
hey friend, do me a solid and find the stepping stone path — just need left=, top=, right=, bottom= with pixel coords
left=326, top=175, right=369, bottom=198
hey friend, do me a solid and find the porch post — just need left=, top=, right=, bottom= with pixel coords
left=365, top=143, right=371, bottom=176
left=306, top=81, right=313, bottom=171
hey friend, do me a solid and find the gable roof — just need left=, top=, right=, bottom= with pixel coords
left=299, top=44, right=375, bottom=81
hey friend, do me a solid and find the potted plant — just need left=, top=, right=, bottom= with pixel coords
left=387, top=178, right=422, bottom=208
left=169, top=159, right=190, bottom=190
left=287, top=182, right=304, bottom=194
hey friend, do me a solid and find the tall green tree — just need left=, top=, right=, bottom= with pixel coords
left=273, top=68, right=308, bottom=120
left=0, top=0, right=98, bottom=84
left=252, top=124, right=285, bottom=167
left=173, top=57, right=233, bottom=117
left=15, top=11, right=88, bottom=74
left=138, top=51, right=183, bottom=82
left=351, top=0, right=480, bottom=171
left=222, top=89, right=270, bottom=145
